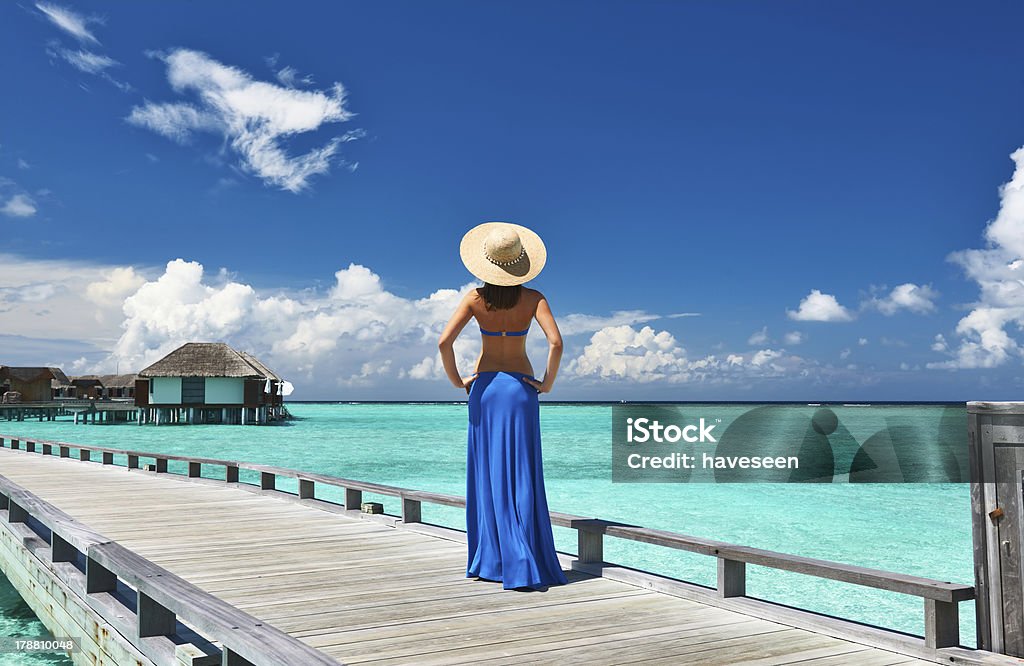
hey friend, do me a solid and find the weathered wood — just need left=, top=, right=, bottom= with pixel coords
left=261, top=472, right=276, bottom=490
left=80, top=448, right=91, bottom=461
left=924, top=598, right=959, bottom=649
left=401, top=496, right=421, bottom=523
left=299, top=479, right=315, bottom=499
left=189, top=462, right=202, bottom=478
left=138, top=589, right=176, bottom=637
left=718, top=557, right=746, bottom=598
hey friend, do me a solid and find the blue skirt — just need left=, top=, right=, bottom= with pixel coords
left=466, top=371, right=568, bottom=590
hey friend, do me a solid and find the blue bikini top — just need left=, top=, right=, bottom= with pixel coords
left=479, top=326, right=529, bottom=337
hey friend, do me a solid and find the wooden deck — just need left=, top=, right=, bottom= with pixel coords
left=0, top=440, right=1013, bottom=665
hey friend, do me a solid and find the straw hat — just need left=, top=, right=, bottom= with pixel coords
left=460, top=222, right=547, bottom=286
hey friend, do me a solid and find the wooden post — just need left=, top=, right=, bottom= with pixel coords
left=8, top=500, right=27, bottom=523
left=137, top=590, right=176, bottom=638
left=223, top=649, right=256, bottom=666
left=924, top=598, right=959, bottom=649
left=576, top=521, right=604, bottom=564
left=51, top=533, right=76, bottom=563
left=102, top=452, right=114, bottom=465
left=86, top=556, right=116, bottom=593
left=401, top=497, right=422, bottom=523
left=226, top=465, right=239, bottom=483
left=345, top=488, right=362, bottom=510
left=969, top=401, right=1024, bottom=655
left=10, top=439, right=19, bottom=450
left=260, top=472, right=275, bottom=490
left=59, top=446, right=69, bottom=458
left=717, top=558, right=746, bottom=598
left=155, top=458, right=168, bottom=473
left=188, top=462, right=201, bottom=478
left=128, top=454, right=139, bottom=469
left=298, top=479, right=315, bottom=499
left=79, top=449, right=90, bottom=462
left=25, top=440, right=35, bottom=453
left=42, top=443, right=52, bottom=456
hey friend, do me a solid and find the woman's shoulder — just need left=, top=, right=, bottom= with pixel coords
left=522, top=286, right=546, bottom=301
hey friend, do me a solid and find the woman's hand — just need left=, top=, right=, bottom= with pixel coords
left=461, top=373, right=479, bottom=394
left=521, top=376, right=552, bottom=394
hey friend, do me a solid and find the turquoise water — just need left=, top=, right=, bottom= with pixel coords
left=0, top=402, right=976, bottom=648
left=0, top=575, right=71, bottom=665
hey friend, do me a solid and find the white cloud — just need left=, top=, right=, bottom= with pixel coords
left=931, top=147, right=1024, bottom=369
left=865, top=283, right=938, bottom=315
left=747, top=326, right=769, bottom=345
left=1, top=194, right=37, bottom=217
left=58, top=49, right=117, bottom=74
left=276, top=66, right=314, bottom=88
left=786, top=289, right=854, bottom=322
left=0, top=255, right=143, bottom=347
left=560, top=310, right=664, bottom=336
left=839, top=348, right=852, bottom=360
left=128, top=49, right=361, bottom=192
left=36, top=2, right=99, bottom=44
left=17, top=159, right=30, bottom=170
left=567, top=325, right=808, bottom=384
left=858, top=337, right=869, bottom=346
left=783, top=331, right=805, bottom=345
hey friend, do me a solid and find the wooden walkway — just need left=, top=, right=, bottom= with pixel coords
left=0, top=440, right=1012, bottom=665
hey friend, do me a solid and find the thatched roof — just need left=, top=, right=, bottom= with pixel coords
left=99, top=373, right=139, bottom=388
left=139, top=343, right=276, bottom=379
left=0, top=366, right=69, bottom=384
left=238, top=351, right=281, bottom=382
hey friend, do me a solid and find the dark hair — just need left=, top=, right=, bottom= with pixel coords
left=479, top=283, right=522, bottom=310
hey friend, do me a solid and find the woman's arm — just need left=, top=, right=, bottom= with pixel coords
left=523, top=294, right=563, bottom=394
left=438, top=291, right=477, bottom=390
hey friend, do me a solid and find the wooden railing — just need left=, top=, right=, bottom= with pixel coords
left=0, top=433, right=975, bottom=653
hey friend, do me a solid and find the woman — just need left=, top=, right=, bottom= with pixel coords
left=438, top=221, right=569, bottom=591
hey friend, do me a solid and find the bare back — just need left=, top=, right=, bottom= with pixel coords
left=469, top=287, right=543, bottom=375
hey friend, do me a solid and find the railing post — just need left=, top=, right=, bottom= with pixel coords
left=345, top=488, right=362, bottom=510
left=401, top=496, right=421, bottom=523
left=717, top=558, right=746, bottom=598
left=102, top=452, right=114, bottom=465
left=137, top=590, right=176, bottom=638
left=298, top=479, right=315, bottom=499
left=79, top=449, right=90, bottom=462
left=25, top=440, right=35, bottom=453
left=86, top=555, right=116, bottom=594
left=51, top=533, right=76, bottom=563
left=924, top=598, right=959, bottom=649
left=260, top=472, right=275, bottom=490
left=155, top=458, right=167, bottom=473
left=8, top=500, right=27, bottom=523
left=128, top=454, right=139, bottom=469
left=226, top=465, right=239, bottom=483
left=223, top=648, right=256, bottom=666
left=576, top=522, right=604, bottom=564
left=42, top=443, right=52, bottom=456
left=59, top=445, right=69, bottom=458
left=11, top=439, right=19, bottom=450
left=188, top=462, right=201, bottom=478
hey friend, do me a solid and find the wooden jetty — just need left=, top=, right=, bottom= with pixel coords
left=0, top=434, right=1017, bottom=666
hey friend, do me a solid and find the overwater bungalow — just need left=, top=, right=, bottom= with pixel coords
left=97, top=373, right=138, bottom=399
left=136, top=342, right=286, bottom=425
left=0, top=366, right=69, bottom=402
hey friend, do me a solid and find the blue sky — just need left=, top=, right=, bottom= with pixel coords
left=2, top=1, right=1023, bottom=400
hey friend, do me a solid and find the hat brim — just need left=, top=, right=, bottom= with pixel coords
left=460, top=222, right=547, bottom=286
